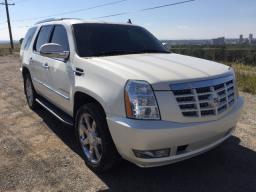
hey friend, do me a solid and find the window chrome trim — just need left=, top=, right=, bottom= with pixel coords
left=33, top=78, right=70, bottom=100
left=170, top=75, right=234, bottom=90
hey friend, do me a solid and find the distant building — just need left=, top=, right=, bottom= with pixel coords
left=225, top=39, right=238, bottom=45
left=163, top=40, right=212, bottom=46
left=239, top=34, right=243, bottom=44
left=249, top=34, right=253, bottom=44
left=211, top=37, right=225, bottom=45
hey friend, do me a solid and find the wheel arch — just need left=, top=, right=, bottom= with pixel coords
left=22, top=66, right=30, bottom=78
left=73, top=91, right=107, bottom=118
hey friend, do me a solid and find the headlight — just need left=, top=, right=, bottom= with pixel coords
left=124, top=80, right=160, bottom=120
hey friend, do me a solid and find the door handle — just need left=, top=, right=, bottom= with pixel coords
left=73, top=68, right=84, bottom=76
left=42, top=63, right=49, bottom=69
left=29, top=58, right=33, bottom=64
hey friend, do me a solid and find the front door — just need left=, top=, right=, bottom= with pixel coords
left=45, top=25, right=73, bottom=114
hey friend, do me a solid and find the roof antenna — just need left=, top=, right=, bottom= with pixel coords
left=127, top=19, right=132, bottom=24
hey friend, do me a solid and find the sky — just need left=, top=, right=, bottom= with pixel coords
left=0, top=0, right=255, bottom=40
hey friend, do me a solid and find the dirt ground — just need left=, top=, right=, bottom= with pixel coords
left=0, top=55, right=256, bottom=192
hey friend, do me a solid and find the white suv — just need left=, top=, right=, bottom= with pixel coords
left=20, top=18, right=244, bottom=172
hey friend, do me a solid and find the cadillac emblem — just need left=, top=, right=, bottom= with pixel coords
left=209, top=93, right=220, bottom=107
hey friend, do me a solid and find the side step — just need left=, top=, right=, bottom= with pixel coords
left=36, top=97, right=74, bottom=126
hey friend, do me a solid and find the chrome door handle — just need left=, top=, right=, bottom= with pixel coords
left=42, top=63, right=49, bottom=69
left=73, top=68, right=84, bottom=76
left=29, top=58, right=33, bottom=64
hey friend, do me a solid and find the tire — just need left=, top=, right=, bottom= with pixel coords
left=75, top=103, right=120, bottom=172
left=24, top=73, right=38, bottom=110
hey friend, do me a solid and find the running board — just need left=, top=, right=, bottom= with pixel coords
left=36, top=97, right=74, bottom=126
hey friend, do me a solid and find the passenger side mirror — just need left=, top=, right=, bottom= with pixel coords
left=39, top=43, right=69, bottom=61
left=19, top=38, right=24, bottom=45
left=162, top=42, right=170, bottom=51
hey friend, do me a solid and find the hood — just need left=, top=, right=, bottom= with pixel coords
left=90, top=53, right=231, bottom=90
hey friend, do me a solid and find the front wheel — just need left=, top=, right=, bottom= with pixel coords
left=75, top=103, right=120, bottom=172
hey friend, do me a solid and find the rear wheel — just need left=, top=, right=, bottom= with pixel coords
left=75, top=103, right=120, bottom=172
left=24, top=74, right=38, bottom=109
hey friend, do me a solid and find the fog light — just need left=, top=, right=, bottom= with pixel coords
left=133, top=149, right=170, bottom=159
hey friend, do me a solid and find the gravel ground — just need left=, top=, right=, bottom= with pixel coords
left=0, top=55, right=256, bottom=192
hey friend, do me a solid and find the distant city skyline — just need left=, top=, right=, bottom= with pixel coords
left=0, top=34, right=255, bottom=44
left=0, top=0, right=255, bottom=40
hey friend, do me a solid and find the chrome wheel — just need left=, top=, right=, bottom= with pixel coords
left=78, top=113, right=103, bottom=164
left=26, top=77, right=34, bottom=106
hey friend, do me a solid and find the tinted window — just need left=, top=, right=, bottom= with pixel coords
left=21, top=27, right=37, bottom=50
left=34, top=25, right=53, bottom=52
left=51, top=25, right=69, bottom=51
left=73, top=24, right=168, bottom=57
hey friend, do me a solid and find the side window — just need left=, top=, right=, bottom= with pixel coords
left=50, top=25, right=69, bottom=51
left=21, top=27, right=37, bottom=50
left=34, top=25, right=53, bottom=52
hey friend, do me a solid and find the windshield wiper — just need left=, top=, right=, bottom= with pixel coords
left=93, top=49, right=169, bottom=57
left=93, top=50, right=137, bottom=57
left=138, top=49, right=170, bottom=54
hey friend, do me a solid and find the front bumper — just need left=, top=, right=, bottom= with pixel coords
left=107, top=96, right=244, bottom=167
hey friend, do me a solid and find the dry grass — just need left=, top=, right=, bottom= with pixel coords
left=227, top=63, right=256, bottom=95
left=0, top=44, right=20, bottom=56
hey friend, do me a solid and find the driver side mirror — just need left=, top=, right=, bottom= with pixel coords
left=39, top=43, right=69, bottom=61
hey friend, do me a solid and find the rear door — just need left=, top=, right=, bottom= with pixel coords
left=45, top=25, right=73, bottom=113
left=30, top=25, right=54, bottom=98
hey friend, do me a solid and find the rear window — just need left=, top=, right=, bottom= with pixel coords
left=34, top=25, right=53, bottom=52
left=21, top=27, right=37, bottom=50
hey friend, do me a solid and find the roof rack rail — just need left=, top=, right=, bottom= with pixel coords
left=35, top=18, right=80, bottom=25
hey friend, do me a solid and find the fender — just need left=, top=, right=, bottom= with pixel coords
left=72, top=86, right=109, bottom=115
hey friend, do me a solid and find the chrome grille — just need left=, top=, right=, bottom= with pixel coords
left=170, top=75, right=236, bottom=118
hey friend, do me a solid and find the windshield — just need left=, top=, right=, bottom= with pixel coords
left=73, top=23, right=169, bottom=57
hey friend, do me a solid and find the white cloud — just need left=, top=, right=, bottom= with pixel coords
left=0, top=26, right=28, bottom=40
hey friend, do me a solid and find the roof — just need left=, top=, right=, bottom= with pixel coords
left=34, top=18, right=135, bottom=26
